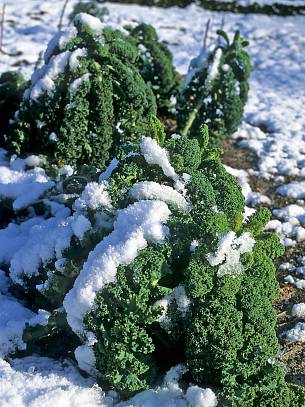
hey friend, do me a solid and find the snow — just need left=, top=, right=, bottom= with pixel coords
left=49, top=132, right=58, bottom=142
left=207, top=231, right=236, bottom=266
left=74, top=13, right=104, bottom=34
left=74, top=345, right=98, bottom=377
left=99, top=158, right=119, bottom=182
left=141, top=137, right=178, bottom=181
left=27, top=309, right=51, bottom=328
left=59, top=165, right=74, bottom=177
left=225, top=165, right=271, bottom=206
left=71, top=214, right=92, bottom=240
left=267, top=205, right=305, bottom=246
left=190, top=240, right=199, bottom=252
left=164, top=364, right=188, bottom=390
left=0, top=281, right=51, bottom=359
left=277, top=181, right=305, bottom=200
left=285, top=322, right=305, bottom=343
left=69, top=48, right=88, bottom=71
left=1, top=208, right=73, bottom=285
left=0, top=163, right=54, bottom=210
left=0, top=355, right=217, bottom=407
left=288, top=276, right=305, bottom=290
left=64, top=200, right=171, bottom=337
left=184, top=47, right=210, bottom=88
left=207, top=232, right=255, bottom=277
left=208, top=48, right=223, bottom=81
left=185, top=386, right=218, bottom=407
left=74, top=181, right=112, bottom=211
left=29, top=51, right=71, bottom=101
left=155, top=285, right=190, bottom=330
left=0, top=294, right=35, bottom=357
left=69, top=72, right=91, bottom=96
left=44, top=26, right=78, bottom=63
left=0, top=357, right=107, bottom=407
left=22, top=155, right=45, bottom=168
left=172, top=285, right=190, bottom=316
left=129, top=181, right=190, bottom=211
left=291, top=303, right=305, bottom=318
left=283, top=257, right=305, bottom=289
left=117, top=364, right=217, bottom=407
left=183, top=42, right=223, bottom=91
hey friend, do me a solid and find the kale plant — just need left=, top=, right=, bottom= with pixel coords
left=69, top=1, right=109, bottom=22
left=2, top=125, right=301, bottom=404
left=7, top=14, right=157, bottom=168
left=129, top=23, right=182, bottom=115
left=177, top=30, right=252, bottom=147
left=0, top=71, right=26, bottom=148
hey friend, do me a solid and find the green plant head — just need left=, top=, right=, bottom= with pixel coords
left=7, top=13, right=157, bottom=168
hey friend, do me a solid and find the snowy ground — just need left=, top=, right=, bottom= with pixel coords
left=0, top=1, right=305, bottom=405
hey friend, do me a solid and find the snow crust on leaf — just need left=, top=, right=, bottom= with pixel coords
left=74, top=345, right=98, bottom=377
left=99, top=158, right=119, bottom=182
left=0, top=206, right=73, bottom=285
left=208, top=48, right=223, bottom=81
left=207, top=231, right=255, bottom=277
left=129, top=181, right=189, bottom=211
left=71, top=214, right=92, bottom=240
left=141, top=137, right=178, bottom=181
left=30, top=51, right=71, bottom=100
left=185, top=386, right=218, bottom=407
left=74, top=13, right=104, bottom=34
left=0, top=164, right=54, bottom=210
left=64, top=200, right=171, bottom=337
left=74, top=181, right=112, bottom=211
left=0, top=294, right=35, bottom=357
left=69, top=48, right=88, bottom=71
left=155, top=285, right=190, bottom=331
left=69, top=73, right=91, bottom=96
left=44, top=26, right=78, bottom=63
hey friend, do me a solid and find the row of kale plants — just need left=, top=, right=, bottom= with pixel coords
left=0, top=11, right=304, bottom=406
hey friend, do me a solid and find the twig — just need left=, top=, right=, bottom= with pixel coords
left=0, top=3, right=22, bottom=56
left=58, top=0, right=70, bottom=31
left=203, top=18, right=211, bottom=50
left=0, top=3, right=5, bottom=52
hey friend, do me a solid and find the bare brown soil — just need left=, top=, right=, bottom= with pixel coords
left=222, top=137, right=305, bottom=386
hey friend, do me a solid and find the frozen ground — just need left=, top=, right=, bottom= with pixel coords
left=0, top=0, right=305, bottom=405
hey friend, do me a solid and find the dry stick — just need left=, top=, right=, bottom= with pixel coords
left=182, top=18, right=212, bottom=138
left=58, top=0, right=70, bottom=31
left=0, top=3, right=21, bottom=56
left=0, top=3, right=5, bottom=53
left=203, top=18, right=211, bottom=50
